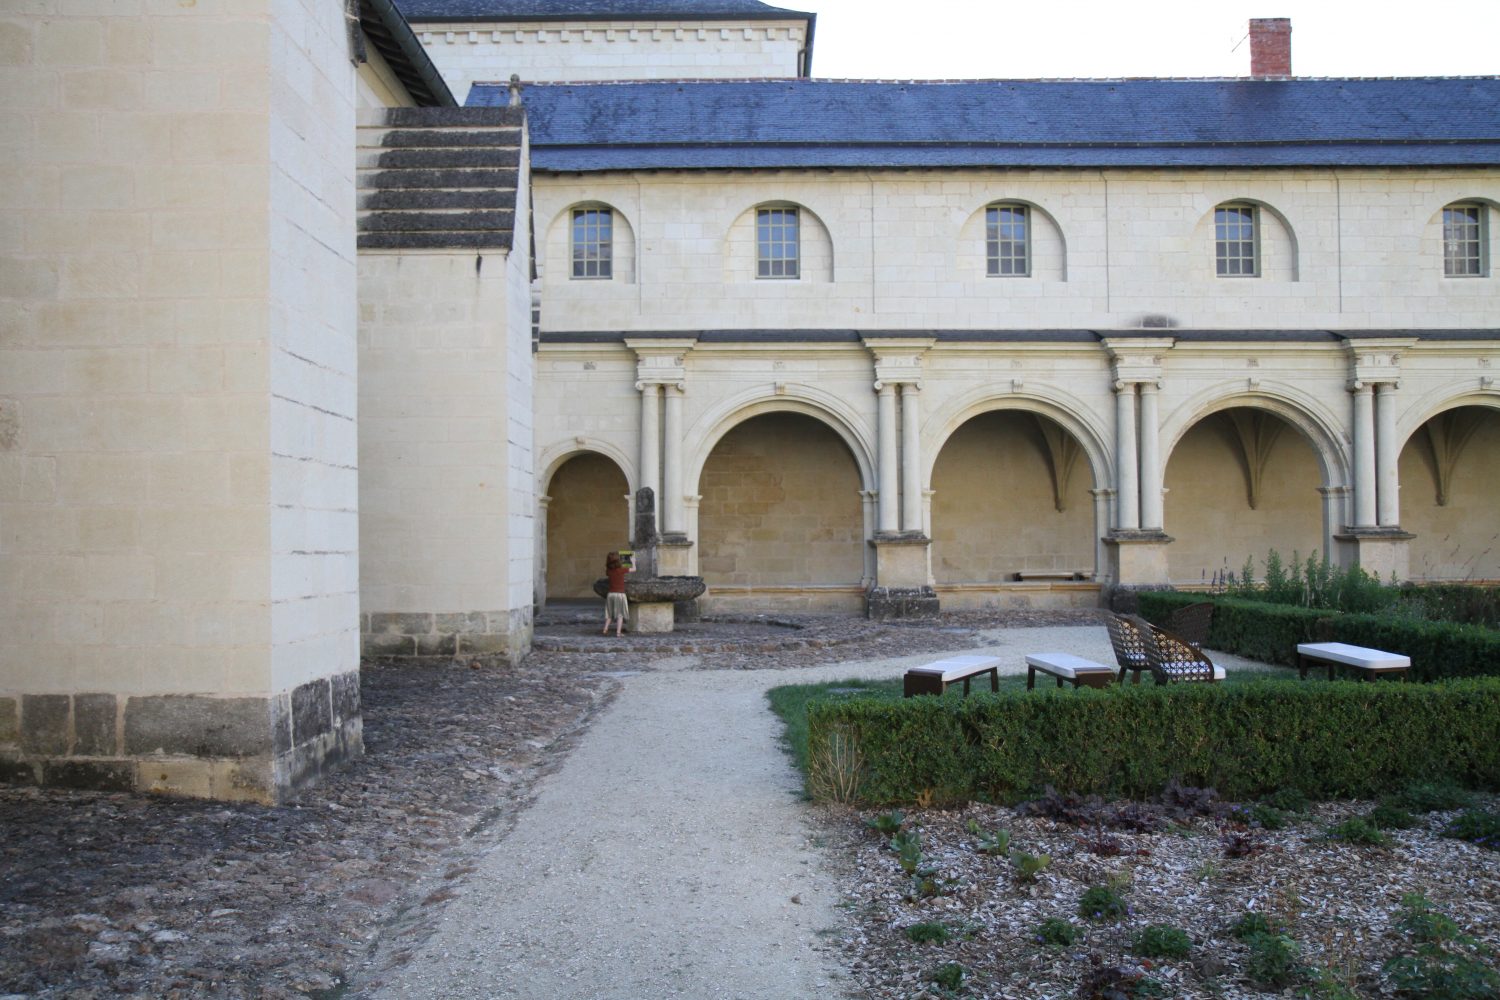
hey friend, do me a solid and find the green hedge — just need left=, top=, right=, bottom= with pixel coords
left=1134, top=591, right=1500, bottom=681
left=806, top=679, right=1500, bottom=806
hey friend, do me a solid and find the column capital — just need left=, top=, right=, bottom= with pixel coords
left=873, top=380, right=899, bottom=394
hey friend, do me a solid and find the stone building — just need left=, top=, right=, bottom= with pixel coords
left=2, top=0, right=1498, bottom=800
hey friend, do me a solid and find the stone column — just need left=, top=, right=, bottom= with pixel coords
left=876, top=382, right=899, bottom=533
left=1114, top=382, right=1139, bottom=531
left=638, top=381, right=661, bottom=521
left=662, top=383, right=685, bottom=536
left=1138, top=381, right=1163, bottom=531
left=1092, top=488, right=1112, bottom=581
left=535, top=494, right=552, bottom=607
left=899, top=383, right=922, bottom=533
left=1375, top=382, right=1400, bottom=527
left=1350, top=382, right=1376, bottom=529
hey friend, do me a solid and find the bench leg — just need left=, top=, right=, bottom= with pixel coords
left=1026, top=666, right=1035, bottom=690
left=1055, top=676, right=1064, bottom=689
left=989, top=669, right=998, bottom=693
left=962, top=676, right=971, bottom=696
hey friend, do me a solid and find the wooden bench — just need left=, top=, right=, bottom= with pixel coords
left=903, top=654, right=1002, bottom=697
left=1025, top=653, right=1116, bottom=690
left=1296, top=642, right=1411, bottom=682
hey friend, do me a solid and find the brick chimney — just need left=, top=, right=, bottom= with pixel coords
left=1249, top=18, right=1292, bottom=77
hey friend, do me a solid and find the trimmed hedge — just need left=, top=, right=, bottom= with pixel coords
left=1134, top=591, right=1500, bottom=681
left=805, top=679, right=1500, bottom=806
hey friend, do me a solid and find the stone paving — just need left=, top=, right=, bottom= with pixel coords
left=0, top=608, right=1105, bottom=998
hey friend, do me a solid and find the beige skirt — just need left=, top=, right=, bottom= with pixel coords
left=605, top=592, right=628, bottom=618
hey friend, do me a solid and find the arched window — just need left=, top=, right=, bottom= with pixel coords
left=1443, top=202, right=1488, bottom=277
left=985, top=203, right=1029, bottom=277
left=571, top=206, right=613, bottom=279
left=756, top=206, right=799, bottom=279
left=1214, top=203, right=1259, bottom=277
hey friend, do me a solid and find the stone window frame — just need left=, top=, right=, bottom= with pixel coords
left=1442, top=202, right=1488, bottom=277
left=1214, top=203, right=1260, bottom=277
left=985, top=203, right=1030, bottom=277
left=571, top=206, right=613, bottom=280
left=756, top=206, right=800, bottom=280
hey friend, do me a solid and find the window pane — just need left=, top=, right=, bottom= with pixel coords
left=571, top=207, right=612, bottom=280
left=756, top=207, right=799, bottom=280
left=1443, top=204, right=1484, bottom=277
left=1215, top=205, right=1258, bottom=277
left=985, top=204, right=1029, bottom=277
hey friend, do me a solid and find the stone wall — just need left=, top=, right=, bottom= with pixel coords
left=0, top=0, right=363, bottom=801
left=533, top=168, right=1500, bottom=333
left=412, top=18, right=808, bottom=103
left=355, top=110, right=535, bottom=664
left=1401, top=407, right=1500, bottom=581
left=697, top=413, right=865, bottom=587
left=545, top=453, right=629, bottom=600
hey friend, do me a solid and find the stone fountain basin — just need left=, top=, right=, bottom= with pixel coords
left=592, top=575, right=707, bottom=603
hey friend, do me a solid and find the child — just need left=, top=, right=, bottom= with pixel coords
left=603, top=551, right=628, bottom=636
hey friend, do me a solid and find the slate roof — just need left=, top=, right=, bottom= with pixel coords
left=359, top=0, right=456, bottom=106
left=398, top=0, right=813, bottom=24
left=466, top=78, right=1500, bottom=171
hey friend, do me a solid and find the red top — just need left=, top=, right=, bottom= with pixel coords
left=607, top=565, right=628, bottom=593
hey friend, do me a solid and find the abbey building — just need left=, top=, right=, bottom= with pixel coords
left=3, top=0, right=1497, bottom=800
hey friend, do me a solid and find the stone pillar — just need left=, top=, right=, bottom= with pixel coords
left=638, top=381, right=661, bottom=520
left=1350, top=382, right=1376, bottom=529
left=535, top=495, right=552, bottom=607
left=1138, top=381, right=1163, bottom=532
left=1114, top=382, right=1140, bottom=531
left=876, top=382, right=899, bottom=533
left=662, top=383, right=685, bottom=537
left=1092, top=488, right=1113, bottom=582
left=1375, top=382, right=1400, bottom=528
left=899, top=383, right=923, bottom=533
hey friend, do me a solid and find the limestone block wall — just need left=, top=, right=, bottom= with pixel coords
left=544, top=453, right=629, bottom=600
left=533, top=168, right=1500, bottom=333
left=0, top=0, right=362, bottom=801
left=413, top=19, right=808, bottom=102
left=1400, top=407, right=1500, bottom=581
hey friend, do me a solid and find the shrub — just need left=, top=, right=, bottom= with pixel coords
left=1248, top=804, right=1289, bottom=830
left=1132, top=924, right=1191, bottom=959
left=1229, top=911, right=1279, bottom=940
left=1325, top=817, right=1390, bottom=847
left=929, top=962, right=965, bottom=992
left=802, top=679, right=1500, bottom=806
left=1035, top=917, right=1081, bottom=946
left=1366, top=803, right=1419, bottom=830
left=865, top=810, right=905, bottom=835
left=1394, top=781, right=1475, bottom=813
left=1263, top=786, right=1311, bottom=813
left=1079, top=884, right=1129, bottom=923
left=905, top=921, right=952, bottom=945
left=1443, top=809, right=1500, bottom=851
left=1244, top=932, right=1305, bottom=989
left=1383, top=894, right=1500, bottom=999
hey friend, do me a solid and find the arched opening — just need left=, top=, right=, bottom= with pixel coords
left=1401, top=404, right=1500, bottom=580
left=930, top=411, right=1095, bottom=583
left=545, top=452, right=629, bottom=600
left=1164, top=407, right=1323, bottom=583
left=696, top=412, right=863, bottom=588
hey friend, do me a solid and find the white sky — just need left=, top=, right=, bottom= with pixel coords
left=802, top=0, right=1500, bottom=80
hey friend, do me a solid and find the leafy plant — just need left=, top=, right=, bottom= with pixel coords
left=866, top=810, right=905, bottom=835
left=1220, top=830, right=1267, bottom=858
left=1442, top=809, right=1500, bottom=850
left=1036, top=917, right=1081, bottom=947
left=1010, top=850, right=1051, bottom=882
left=1244, top=932, right=1305, bottom=989
left=1264, top=787, right=1311, bottom=813
left=1076, top=830, right=1127, bottom=857
left=966, top=820, right=1010, bottom=856
left=1324, top=817, right=1390, bottom=847
left=890, top=829, right=924, bottom=873
left=905, top=920, right=952, bottom=945
left=1079, top=884, right=1129, bottom=923
left=1077, top=956, right=1167, bottom=999
left=1249, top=804, right=1290, bottom=830
left=1382, top=894, right=1500, bottom=999
left=1132, top=924, right=1191, bottom=959
left=1394, top=781, right=1474, bottom=813
left=929, top=961, right=966, bottom=992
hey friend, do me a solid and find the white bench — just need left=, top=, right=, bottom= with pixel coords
left=1025, top=653, right=1116, bottom=690
left=1296, top=642, right=1411, bottom=682
left=903, top=654, right=1002, bottom=697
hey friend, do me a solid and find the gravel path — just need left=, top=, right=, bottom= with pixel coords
left=358, top=626, right=1275, bottom=998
